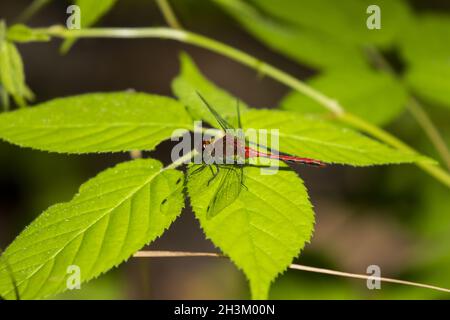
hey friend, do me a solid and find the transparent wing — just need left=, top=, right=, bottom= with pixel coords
left=196, top=91, right=235, bottom=130
left=207, top=165, right=244, bottom=219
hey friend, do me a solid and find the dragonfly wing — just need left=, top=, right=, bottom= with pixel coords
left=196, top=91, right=235, bottom=130
left=207, top=165, right=244, bottom=219
left=236, top=99, right=242, bottom=128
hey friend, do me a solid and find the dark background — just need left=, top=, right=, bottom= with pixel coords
left=0, top=0, right=449, bottom=299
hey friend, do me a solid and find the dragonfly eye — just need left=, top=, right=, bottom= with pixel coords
left=202, top=140, right=211, bottom=151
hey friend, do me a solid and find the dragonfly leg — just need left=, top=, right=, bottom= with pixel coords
left=207, top=164, right=220, bottom=186
left=189, top=164, right=207, bottom=177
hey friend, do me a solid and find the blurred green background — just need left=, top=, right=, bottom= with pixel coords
left=0, top=0, right=449, bottom=299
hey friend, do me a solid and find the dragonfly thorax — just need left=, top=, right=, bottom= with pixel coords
left=201, top=134, right=246, bottom=164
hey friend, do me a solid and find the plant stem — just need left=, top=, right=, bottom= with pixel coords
left=342, top=112, right=450, bottom=186
left=365, top=46, right=450, bottom=171
left=36, top=26, right=450, bottom=187
left=165, top=148, right=198, bottom=170
left=407, top=97, right=450, bottom=171
left=38, top=26, right=343, bottom=114
left=16, top=0, right=52, bottom=23
left=134, top=250, right=450, bottom=294
left=155, top=0, right=182, bottom=30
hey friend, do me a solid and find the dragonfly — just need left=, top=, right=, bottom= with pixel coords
left=160, top=93, right=325, bottom=218
left=185, top=92, right=325, bottom=218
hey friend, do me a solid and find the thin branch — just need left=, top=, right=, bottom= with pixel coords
left=130, top=150, right=143, bottom=159
left=365, top=46, right=450, bottom=170
left=134, top=250, right=450, bottom=294
left=16, top=0, right=52, bottom=23
left=407, top=97, right=450, bottom=171
left=289, top=265, right=450, bottom=294
left=31, top=26, right=450, bottom=187
left=156, top=0, right=182, bottom=30
left=135, top=251, right=222, bottom=258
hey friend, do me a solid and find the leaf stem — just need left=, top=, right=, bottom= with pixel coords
left=34, top=26, right=450, bottom=187
left=155, top=0, right=183, bottom=30
left=134, top=250, right=450, bottom=294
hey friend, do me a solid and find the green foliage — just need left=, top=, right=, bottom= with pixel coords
left=251, top=0, right=410, bottom=47
left=280, top=68, right=408, bottom=125
left=172, top=52, right=249, bottom=127
left=215, top=0, right=364, bottom=69
left=216, top=0, right=410, bottom=69
left=0, top=22, right=33, bottom=108
left=405, top=61, right=450, bottom=109
left=188, top=161, right=314, bottom=299
left=400, top=14, right=450, bottom=109
left=215, top=0, right=418, bottom=127
left=0, top=92, right=192, bottom=153
left=242, top=109, right=428, bottom=166
left=0, top=49, right=431, bottom=299
left=399, top=13, right=450, bottom=65
left=0, top=159, right=184, bottom=299
left=61, top=0, right=118, bottom=53
left=75, top=0, right=118, bottom=28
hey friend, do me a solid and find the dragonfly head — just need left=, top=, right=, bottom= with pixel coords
left=202, top=139, right=212, bottom=152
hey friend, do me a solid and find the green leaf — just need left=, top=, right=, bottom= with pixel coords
left=0, top=32, right=33, bottom=107
left=6, top=24, right=50, bottom=43
left=75, top=0, right=118, bottom=27
left=172, top=52, right=249, bottom=127
left=215, top=0, right=366, bottom=69
left=187, top=162, right=314, bottom=299
left=399, top=14, right=450, bottom=109
left=0, top=159, right=184, bottom=299
left=280, top=68, right=408, bottom=125
left=215, top=0, right=410, bottom=69
left=399, top=13, right=450, bottom=65
left=0, top=84, right=10, bottom=111
left=61, top=0, right=118, bottom=53
left=0, top=92, right=192, bottom=153
left=242, top=109, right=429, bottom=166
left=250, top=0, right=411, bottom=48
left=405, top=60, right=450, bottom=109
